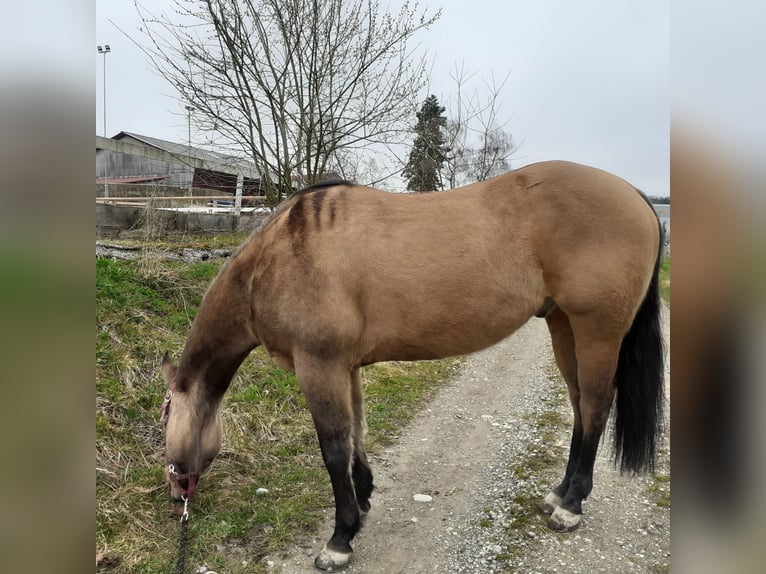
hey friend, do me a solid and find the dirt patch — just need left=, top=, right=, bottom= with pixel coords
left=260, top=311, right=671, bottom=573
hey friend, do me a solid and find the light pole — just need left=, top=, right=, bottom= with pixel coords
left=185, top=105, right=195, bottom=196
left=98, top=45, right=111, bottom=198
left=97, top=45, right=111, bottom=137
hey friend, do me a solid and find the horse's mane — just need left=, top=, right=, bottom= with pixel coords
left=294, top=178, right=355, bottom=195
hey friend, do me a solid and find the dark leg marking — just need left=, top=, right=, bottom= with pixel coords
left=351, top=369, right=374, bottom=513
left=299, top=363, right=360, bottom=571
left=316, top=428, right=360, bottom=552
left=541, top=307, right=580, bottom=515
left=553, top=420, right=584, bottom=499
left=548, top=329, right=619, bottom=531
left=548, top=433, right=601, bottom=531
left=353, top=454, right=374, bottom=514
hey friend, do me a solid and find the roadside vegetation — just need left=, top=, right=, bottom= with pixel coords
left=659, top=256, right=670, bottom=305
left=96, top=236, right=461, bottom=573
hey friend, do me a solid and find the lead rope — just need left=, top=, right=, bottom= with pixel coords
left=176, top=495, right=190, bottom=574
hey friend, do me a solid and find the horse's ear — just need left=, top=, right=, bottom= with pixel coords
left=160, top=352, right=177, bottom=385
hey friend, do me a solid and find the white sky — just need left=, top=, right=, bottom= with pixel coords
left=96, top=0, right=669, bottom=196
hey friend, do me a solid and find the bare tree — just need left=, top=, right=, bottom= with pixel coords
left=135, top=0, right=440, bottom=205
left=441, top=64, right=515, bottom=187
left=468, top=126, right=513, bottom=182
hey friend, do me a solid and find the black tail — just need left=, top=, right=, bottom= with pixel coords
left=613, top=221, right=666, bottom=474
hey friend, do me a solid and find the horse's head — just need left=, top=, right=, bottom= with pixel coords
left=160, top=354, right=222, bottom=500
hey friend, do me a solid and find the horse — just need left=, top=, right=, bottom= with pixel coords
left=159, top=160, right=665, bottom=571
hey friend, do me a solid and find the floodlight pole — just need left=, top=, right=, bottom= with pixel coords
left=97, top=44, right=111, bottom=197
left=185, top=105, right=195, bottom=197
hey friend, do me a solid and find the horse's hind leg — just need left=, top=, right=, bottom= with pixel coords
left=295, top=356, right=359, bottom=571
left=541, top=308, right=582, bottom=515
left=547, top=313, right=623, bottom=531
left=351, top=368, right=374, bottom=514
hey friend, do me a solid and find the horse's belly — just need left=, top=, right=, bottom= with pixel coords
left=361, top=307, right=534, bottom=364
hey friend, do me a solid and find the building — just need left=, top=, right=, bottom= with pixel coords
left=96, top=131, right=262, bottom=198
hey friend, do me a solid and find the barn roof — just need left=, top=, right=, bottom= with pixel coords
left=96, top=176, right=167, bottom=185
left=111, top=131, right=256, bottom=171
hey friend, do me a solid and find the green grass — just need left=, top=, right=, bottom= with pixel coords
left=364, top=359, right=461, bottom=447
left=96, top=246, right=461, bottom=573
left=103, top=231, right=253, bottom=252
left=644, top=461, right=671, bottom=509
left=659, top=256, right=670, bottom=305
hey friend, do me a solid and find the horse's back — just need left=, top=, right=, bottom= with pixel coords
left=241, top=162, right=659, bottom=364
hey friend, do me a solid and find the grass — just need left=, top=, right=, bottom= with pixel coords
left=96, top=241, right=461, bottom=573
left=103, top=230, right=254, bottom=252
left=659, top=256, right=670, bottom=305
left=643, top=446, right=671, bottom=510
left=645, top=472, right=671, bottom=509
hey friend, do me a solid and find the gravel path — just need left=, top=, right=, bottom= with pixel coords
left=265, top=311, right=671, bottom=573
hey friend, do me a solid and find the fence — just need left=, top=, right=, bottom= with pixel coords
left=96, top=182, right=271, bottom=238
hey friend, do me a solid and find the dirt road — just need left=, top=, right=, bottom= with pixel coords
left=266, top=312, right=670, bottom=573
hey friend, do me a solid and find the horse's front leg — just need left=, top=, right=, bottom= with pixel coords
left=315, top=423, right=359, bottom=571
left=350, top=368, right=374, bottom=514
left=296, top=357, right=359, bottom=571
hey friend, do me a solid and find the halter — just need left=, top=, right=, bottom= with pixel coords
left=168, top=464, right=195, bottom=482
left=162, top=383, right=193, bottom=494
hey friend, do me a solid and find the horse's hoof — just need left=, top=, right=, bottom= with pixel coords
left=538, top=491, right=562, bottom=514
left=547, top=506, right=582, bottom=531
left=314, top=545, right=352, bottom=571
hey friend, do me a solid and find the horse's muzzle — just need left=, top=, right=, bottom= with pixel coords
left=165, top=466, right=199, bottom=501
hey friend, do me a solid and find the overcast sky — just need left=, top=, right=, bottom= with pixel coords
left=96, top=0, right=669, bottom=196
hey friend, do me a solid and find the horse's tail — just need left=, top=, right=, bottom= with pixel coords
left=612, top=208, right=666, bottom=474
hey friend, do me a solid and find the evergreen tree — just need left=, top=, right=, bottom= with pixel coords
left=403, top=95, right=449, bottom=191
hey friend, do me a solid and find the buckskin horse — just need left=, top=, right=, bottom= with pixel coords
left=160, top=160, right=664, bottom=571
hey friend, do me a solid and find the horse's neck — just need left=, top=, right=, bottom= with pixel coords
left=178, top=262, right=258, bottom=397
left=178, top=342, right=251, bottom=399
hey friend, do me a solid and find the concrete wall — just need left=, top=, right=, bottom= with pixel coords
left=97, top=204, right=270, bottom=238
